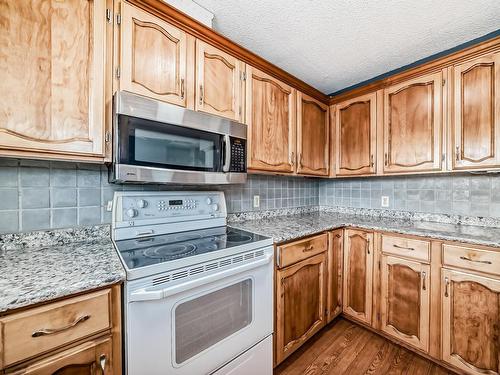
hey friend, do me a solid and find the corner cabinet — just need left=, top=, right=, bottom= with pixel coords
left=120, top=2, right=193, bottom=108
left=343, top=229, right=374, bottom=325
left=383, top=72, right=443, bottom=173
left=334, top=92, right=377, bottom=176
left=441, top=269, right=500, bottom=375
left=195, top=40, right=245, bottom=121
left=451, top=52, right=500, bottom=170
left=296, top=93, right=329, bottom=176
left=0, top=0, right=111, bottom=161
left=326, top=230, right=343, bottom=322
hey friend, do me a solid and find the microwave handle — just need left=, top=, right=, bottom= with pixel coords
left=129, top=252, right=273, bottom=302
left=222, top=134, right=231, bottom=173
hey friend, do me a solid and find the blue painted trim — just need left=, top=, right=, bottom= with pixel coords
left=328, top=29, right=500, bottom=97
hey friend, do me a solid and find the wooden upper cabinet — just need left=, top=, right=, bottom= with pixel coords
left=380, top=256, right=430, bottom=352
left=327, top=230, right=343, bottom=323
left=451, top=52, right=500, bottom=170
left=195, top=40, right=245, bottom=121
left=383, top=72, right=443, bottom=173
left=120, top=2, right=192, bottom=108
left=0, top=0, right=109, bottom=160
left=246, top=67, right=296, bottom=173
left=335, top=93, right=377, bottom=176
left=343, top=229, right=374, bottom=325
left=275, top=253, right=327, bottom=364
left=442, top=269, right=500, bottom=375
left=297, top=93, right=329, bottom=176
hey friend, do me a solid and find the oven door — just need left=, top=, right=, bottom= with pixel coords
left=125, top=250, right=273, bottom=375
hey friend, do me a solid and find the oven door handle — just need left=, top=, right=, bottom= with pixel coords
left=222, top=134, right=231, bottom=173
left=129, top=252, right=273, bottom=302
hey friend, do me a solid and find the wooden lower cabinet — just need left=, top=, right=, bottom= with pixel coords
left=275, top=252, right=327, bottom=365
left=441, top=268, right=500, bottom=375
left=380, top=255, right=430, bottom=352
left=343, top=229, right=374, bottom=325
left=326, top=230, right=343, bottom=322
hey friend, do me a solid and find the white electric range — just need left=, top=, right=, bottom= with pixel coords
left=111, top=191, right=274, bottom=375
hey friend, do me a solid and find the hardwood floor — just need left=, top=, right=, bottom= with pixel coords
left=274, top=318, right=456, bottom=375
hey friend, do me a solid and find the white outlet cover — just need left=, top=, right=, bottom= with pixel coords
left=381, top=196, right=390, bottom=207
left=253, top=195, right=260, bottom=208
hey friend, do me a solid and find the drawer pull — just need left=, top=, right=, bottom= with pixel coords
left=303, top=245, right=314, bottom=252
left=444, top=277, right=450, bottom=297
left=393, top=244, right=415, bottom=251
left=32, top=314, right=90, bottom=337
left=422, top=271, right=426, bottom=291
left=99, top=354, right=107, bottom=373
left=459, top=256, right=492, bottom=265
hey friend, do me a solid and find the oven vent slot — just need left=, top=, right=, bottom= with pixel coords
left=255, top=249, right=264, bottom=257
left=219, top=259, right=232, bottom=267
left=189, top=266, right=204, bottom=275
left=172, top=270, right=189, bottom=280
left=232, top=255, right=244, bottom=263
left=152, top=275, right=171, bottom=285
left=205, top=262, right=218, bottom=271
left=244, top=253, right=254, bottom=260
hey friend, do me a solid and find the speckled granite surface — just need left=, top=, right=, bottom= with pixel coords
left=0, top=225, right=125, bottom=314
left=229, top=210, right=500, bottom=248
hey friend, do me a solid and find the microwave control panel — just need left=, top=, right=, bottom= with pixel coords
left=230, top=138, right=246, bottom=172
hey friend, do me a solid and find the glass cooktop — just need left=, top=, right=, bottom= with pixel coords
left=114, top=226, right=270, bottom=270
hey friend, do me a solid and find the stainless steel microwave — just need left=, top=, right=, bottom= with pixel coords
left=111, top=92, right=247, bottom=185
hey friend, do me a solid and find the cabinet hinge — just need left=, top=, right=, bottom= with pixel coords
left=240, top=71, right=247, bottom=81
left=116, top=66, right=121, bottom=79
left=442, top=78, right=446, bottom=86
left=105, top=131, right=111, bottom=143
left=116, top=13, right=122, bottom=25
left=106, top=9, right=112, bottom=23
left=378, top=260, right=381, bottom=270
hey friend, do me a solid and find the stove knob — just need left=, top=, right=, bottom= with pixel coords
left=206, top=197, right=212, bottom=205
left=212, top=203, right=219, bottom=211
left=126, top=208, right=138, bottom=218
left=137, top=199, right=147, bottom=208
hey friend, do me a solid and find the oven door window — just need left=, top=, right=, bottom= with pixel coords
left=119, top=115, right=223, bottom=172
left=174, top=279, right=253, bottom=365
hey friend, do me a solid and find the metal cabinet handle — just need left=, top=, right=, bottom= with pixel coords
left=99, top=354, right=107, bottom=373
left=384, top=153, right=388, bottom=166
left=302, top=244, right=314, bottom=252
left=32, top=315, right=90, bottom=337
left=456, top=146, right=460, bottom=162
left=276, top=249, right=281, bottom=268
left=393, top=244, right=415, bottom=251
left=444, top=277, right=450, bottom=297
left=422, top=271, right=426, bottom=291
left=370, top=154, right=374, bottom=167
left=199, top=85, right=204, bottom=104
left=366, top=239, right=371, bottom=255
left=299, top=153, right=303, bottom=168
left=335, top=233, right=341, bottom=239
left=180, top=79, right=185, bottom=99
left=459, top=256, right=492, bottom=265
left=290, top=151, right=295, bottom=166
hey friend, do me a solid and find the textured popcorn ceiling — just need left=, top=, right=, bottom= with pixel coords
left=193, top=0, right=500, bottom=94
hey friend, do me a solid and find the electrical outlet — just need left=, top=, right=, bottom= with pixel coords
left=381, top=196, right=390, bottom=207
left=253, top=195, right=260, bottom=208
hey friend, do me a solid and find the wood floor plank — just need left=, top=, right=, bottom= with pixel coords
left=274, top=318, right=456, bottom=375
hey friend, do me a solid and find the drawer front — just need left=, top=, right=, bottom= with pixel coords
left=443, top=244, right=500, bottom=276
left=381, top=235, right=430, bottom=262
left=278, top=233, right=328, bottom=268
left=0, top=289, right=111, bottom=367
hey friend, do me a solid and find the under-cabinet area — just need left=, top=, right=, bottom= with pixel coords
left=272, top=228, right=500, bottom=375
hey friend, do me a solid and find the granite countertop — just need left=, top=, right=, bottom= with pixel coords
left=0, top=226, right=125, bottom=314
left=229, top=210, right=500, bottom=248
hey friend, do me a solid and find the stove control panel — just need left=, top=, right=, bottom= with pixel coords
left=115, top=191, right=226, bottom=223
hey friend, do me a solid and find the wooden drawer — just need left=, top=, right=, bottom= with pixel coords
left=443, top=244, right=500, bottom=277
left=0, top=289, right=111, bottom=368
left=381, top=234, right=430, bottom=262
left=277, top=233, right=328, bottom=268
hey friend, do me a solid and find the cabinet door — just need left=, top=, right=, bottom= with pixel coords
left=0, top=0, right=108, bottom=159
left=383, top=72, right=443, bottom=173
left=120, top=2, right=190, bottom=107
left=275, top=253, right=327, bottom=364
left=442, top=269, right=500, bottom=375
left=452, top=52, right=500, bottom=170
left=246, top=66, right=296, bottom=173
left=335, top=93, right=377, bottom=176
left=13, top=337, right=113, bottom=375
left=343, top=229, right=374, bottom=325
left=380, top=256, right=430, bottom=352
left=327, top=230, right=343, bottom=323
left=296, top=93, right=329, bottom=176
left=195, top=40, right=245, bottom=121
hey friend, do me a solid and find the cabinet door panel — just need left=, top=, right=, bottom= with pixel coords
left=0, top=0, right=107, bottom=158
left=335, top=93, right=377, bottom=176
left=383, top=72, right=443, bottom=173
left=327, top=230, right=343, bottom=323
left=381, top=256, right=430, bottom=352
left=442, top=269, right=500, bottom=375
left=120, top=2, right=188, bottom=107
left=343, top=229, right=373, bottom=325
left=452, top=53, right=500, bottom=170
left=297, top=93, right=329, bottom=176
left=246, top=67, right=296, bottom=173
left=196, top=41, right=244, bottom=121
left=276, top=253, right=326, bottom=364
